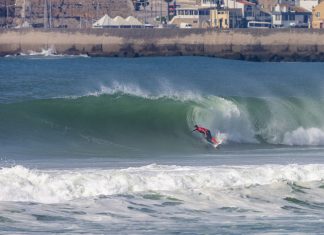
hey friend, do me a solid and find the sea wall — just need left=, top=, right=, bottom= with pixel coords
left=1, top=28, right=324, bottom=61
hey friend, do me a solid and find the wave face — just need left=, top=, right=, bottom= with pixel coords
left=2, top=56, right=324, bottom=157
left=0, top=94, right=197, bottom=155
left=2, top=93, right=324, bottom=156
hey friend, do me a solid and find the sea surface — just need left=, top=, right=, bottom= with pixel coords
left=1, top=54, right=324, bottom=234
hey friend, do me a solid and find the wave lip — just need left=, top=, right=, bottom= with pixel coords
left=1, top=164, right=324, bottom=204
left=83, top=82, right=203, bottom=102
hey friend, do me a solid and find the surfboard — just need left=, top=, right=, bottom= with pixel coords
left=206, top=138, right=219, bottom=148
left=211, top=137, right=223, bottom=149
left=208, top=134, right=225, bottom=149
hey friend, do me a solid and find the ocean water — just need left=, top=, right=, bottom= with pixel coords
left=1, top=55, right=324, bottom=234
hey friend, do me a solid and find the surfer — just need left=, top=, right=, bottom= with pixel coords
left=192, top=125, right=218, bottom=145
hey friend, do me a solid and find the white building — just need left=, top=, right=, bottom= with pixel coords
left=202, top=0, right=257, bottom=19
left=169, top=7, right=212, bottom=28
left=271, top=4, right=311, bottom=28
left=201, top=0, right=219, bottom=7
left=296, top=0, right=318, bottom=11
left=93, top=15, right=143, bottom=28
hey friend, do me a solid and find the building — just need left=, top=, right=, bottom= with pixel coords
left=258, top=0, right=279, bottom=12
left=210, top=8, right=229, bottom=28
left=272, top=4, right=310, bottom=27
left=312, top=1, right=324, bottom=28
left=200, top=0, right=219, bottom=7
left=296, top=0, right=318, bottom=11
left=199, top=0, right=257, bottom=20
left=210, top=8, right=243, bottom=28
left=170, top=0, right=256, bottom=28
left=6, top=0, right=134, bottom=28
left=255, top=9, right=272, bottom=22
left=93, top=14, right=143, bottom=28
left=292, top=6, right=312, bottom=27
left=169, top=7, right=212, bottom=28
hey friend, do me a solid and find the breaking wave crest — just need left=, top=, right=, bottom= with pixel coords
left=1, top=164, right=323, bottom=203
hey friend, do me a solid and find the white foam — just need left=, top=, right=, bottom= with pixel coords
left=0, top=164, right=323, bottom=204
left=283, top=127, right=324, bottom=146
left=84, top=81, right=203, bottom=102
left=87, top=82, right=152, bottom=99
left=191, top=96, right=257, bottom=143
left=28, top=46, right=58, bottom=56
left=6, top=45, right=89, bottom=58
left=191, top=96, right=324, bottom=146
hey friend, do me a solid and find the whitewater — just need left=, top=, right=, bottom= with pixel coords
left=1, top=56, right=324, bottom=234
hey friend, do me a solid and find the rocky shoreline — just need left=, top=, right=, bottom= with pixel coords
left=1, top=28, right=324, bottom=61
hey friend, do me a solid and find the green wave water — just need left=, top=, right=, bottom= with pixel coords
left=2, top=93, right=324, bottom=157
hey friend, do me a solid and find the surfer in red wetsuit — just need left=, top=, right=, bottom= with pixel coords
left=192, top=125, right=218, bottom=145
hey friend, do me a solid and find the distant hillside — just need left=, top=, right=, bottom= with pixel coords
left=1, top=0, right=134, bottom=28
left=0, top=0, right=198, bottom=28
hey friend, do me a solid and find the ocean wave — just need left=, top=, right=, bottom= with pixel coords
left=0, top=164, right=323, bottom=203
left=1, top=93, right=324, bottom=151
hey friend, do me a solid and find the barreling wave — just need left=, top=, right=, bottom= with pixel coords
left=1, top=92, right=324, bottom=156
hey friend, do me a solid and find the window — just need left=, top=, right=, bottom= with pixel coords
left=316, top=12, right=320, bottom=18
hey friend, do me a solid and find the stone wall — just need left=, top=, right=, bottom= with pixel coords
left=1, top=28, right=324, bottom=61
